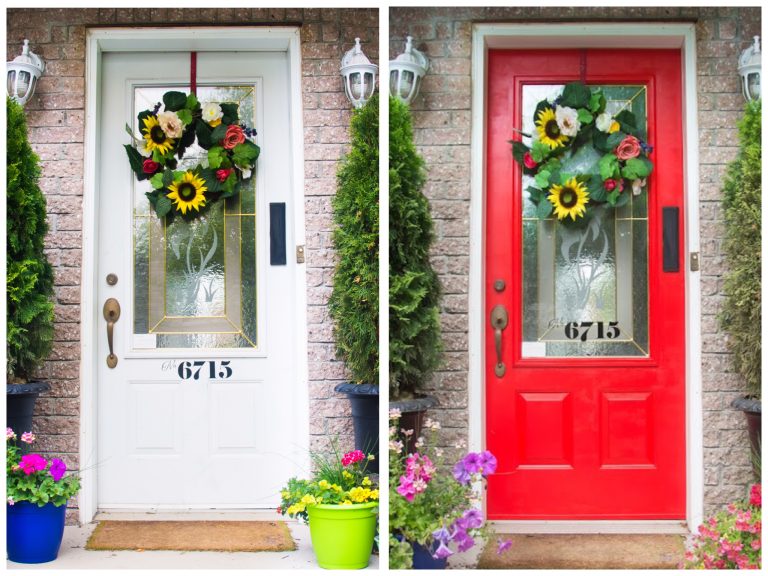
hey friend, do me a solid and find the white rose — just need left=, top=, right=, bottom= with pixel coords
left=157, top=111, right=183, bottom=139
left=555, top=105, right=581, bottom=137
left=137, top=139, right=152, bottom=158
left=632, top=178, right=647, bottom=196
left=202, top=102, right=224, bottom=124
left=595, top=112, right=614, bottom=133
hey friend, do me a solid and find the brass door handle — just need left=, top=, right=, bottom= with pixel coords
left=103, top=298, right=121, bottom=368
left=491, top=304, right=509, bottom=377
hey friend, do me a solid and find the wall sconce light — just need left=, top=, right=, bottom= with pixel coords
left=389, top=36, right=429, bottom=105
left=738, top=36, right=761, bottom=102
left=7, top=39, right=45, bottom=106
left=340, top=37, right=377, bottom=108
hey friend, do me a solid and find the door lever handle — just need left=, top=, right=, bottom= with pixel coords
left=490, top=305, right=509, bottom=377
left=103, top=298, right=121, bottom=368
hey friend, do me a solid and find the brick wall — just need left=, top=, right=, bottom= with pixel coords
left=6, top=7, right=379, bottom=521
left=390, top=6, right=760, bottom=515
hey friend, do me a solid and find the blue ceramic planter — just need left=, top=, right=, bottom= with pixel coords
left=7, top=501, right=67, bottom=563
left=412, top=541, right=447, bottom=569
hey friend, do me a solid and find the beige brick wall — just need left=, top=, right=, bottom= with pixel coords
left=7, top=7, right=379, bottom=522
left=390, top=6, right=760, bottom=515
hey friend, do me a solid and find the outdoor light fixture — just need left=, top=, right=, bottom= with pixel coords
left=389, top=36, right=429, bottom=105
left=340, top=37, right=377, bottom=108
left=7, top=39, right=45, bottom=106
left=738, top=35, right=761, bottom=102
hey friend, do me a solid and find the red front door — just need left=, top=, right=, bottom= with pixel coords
left=485, top=49, right=686, bottom=519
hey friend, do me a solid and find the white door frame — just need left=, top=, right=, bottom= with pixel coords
left=79, top=27, right=308, bottom=523
left=468, top=23, right=702, bottom=531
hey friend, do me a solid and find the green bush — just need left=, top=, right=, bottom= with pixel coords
left=6, top=97, right=55, bottom=381
left=328, top=94, right=379, bottom=384
left=389, top=97, right=442, bottom=399
left=719, top=100, right=761, bottom=398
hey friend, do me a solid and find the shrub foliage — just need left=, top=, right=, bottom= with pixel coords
left=719, top=100, right=761, bottom=397
left=6, top=97, right=55, bottom=381
left=389, top=97, right=442, bottom=398
left=328, top=94, right=379, bottom=384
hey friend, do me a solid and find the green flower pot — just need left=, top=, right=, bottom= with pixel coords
left=307, top=502, right=378, bottom=569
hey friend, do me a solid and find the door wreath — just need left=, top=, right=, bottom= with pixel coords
left=124, top=90, right=260, bottom=220
left=510, top=82, right=653, bottom=223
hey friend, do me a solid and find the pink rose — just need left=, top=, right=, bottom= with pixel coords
left=216, top=168, right=233, bottom=182
left=615, top=135, right=641, bottom=160
left=222, top=125, right=246, bottom=150
left=523, top=151, right=538, bottom=169
left=603, top=178, right=624, bottom=192
left=142, top=159, right=160, bottom=174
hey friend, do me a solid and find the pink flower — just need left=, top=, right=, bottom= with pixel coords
left=222, top=125, right=246, bottom=150
left=615, top=135, right=641, bottom=160
left=7, top=497, right=14, bottom=506
left=142, top=158, right=161, bottom=174
left=21, top=432, right=35, bottom=444
left=215, top=168, right=233, bottom=182
left=18, top=454, right=47, bottom=475
left=749, top=484, right=761, bottom=507
left=341, top=450, right=365, bottom=467
left=6, top=428, right=16, bottom=441
left=49, top=458, right=67, bottom=482
left=523, top=152, right=537, bottom=169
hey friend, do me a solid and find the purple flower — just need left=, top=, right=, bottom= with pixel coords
left=49, top=458, right=67, bottom=482
left=455, top=532, right=475, bottom=553
left=433, top=539, right=453, bottom=560
left=478, top=451, right=498, bottom=475
left=452, top=461, right=472, bottom=485
left=497, top=538, right=513, bottom=554
left=432, top=525, right=451, bottom=542
left=462, top=452, right=482, bottom=474
left=462, top=508, right=484, bottom=529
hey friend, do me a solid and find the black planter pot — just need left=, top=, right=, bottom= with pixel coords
left=335, top=382, right=379, bottom=473
left=7, top=381, right=51, bottom=438
left=389, top=395, right=438, bottom=453
left=731, top=396, right=761, bottom=476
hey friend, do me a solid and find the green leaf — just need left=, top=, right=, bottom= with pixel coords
left=149, top=172, right=164, bottom=189
left=199, top=168, right=222, bottom=193
left=211, top=124, right=228, bottom=142
left=220, top=173, right=238, bottom=198
left=155, top=195, right=173, bottom=219
left=607, top=189, right=620, bottom=205
left=220, top=103, right=239, bottom=125
left=614, top=191, right=631, bottom=207
left=577, top=108, right=593, bottom=124
left=186, top=92, right=199, bottom=110
left=559, top=82, right=591, bottom=109
left=592, top=130, right=610, bottom=153
left=589, top=91, right=606, bottom=114
left=621, top=157, right=651, bottom=180
left=615, top=110, right=637, bottom=134
left=177, top=108, right=192, bottom=126
left=163, top=91, right=187, bottom=112
left=196, top=119, right=213, bottom=149
left=510, top=141, right=529, bottom=165
left=599, top=153, right=619, bottom=180
left=232, top=141, right=261, bottom=167
left=534, top=170, right=551, bottom=188
left=208, top=146, right=225, bottom=169
left=607, top=131, right=625, bottom=149
left=530, top=141, right=550, bottom=163
left=124, top=144, right=150, bottom=181
left=124, top=123, right=137, bottom=140
left=526, top=186, right=544, bottom=203
left=587, top=174, right=607, bottom=202
left=162, top=168, right=174, bottom=187
left=537, top=198, right=554, bottom=219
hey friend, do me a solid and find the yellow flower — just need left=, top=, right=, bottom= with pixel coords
left=167, top=171, right=208, bottom=215
left=280, top=490, right=290, bottom=499
left=318, top=480, right=331, bottom=490
left=608, top=120, right=620, bottom=134
left=535, top=107, right=569, bottom=150
left=141, top=115, right=175, bottom=155
left=362, top=477, right=372, bottom=487
left=547, top=177, right=590, bottom=221
left=369, top=489, right=379, bottom=500
left=341, top=500, right=353, bottom=506
left=349, top=487, right=372, bottom=503
left=342, top=470, right=353, bottom=480
left=300, top=494, right=317, bottom=506
left=331, top=484, right=342, bottom=492
left=209, top=118, right=222, bottom=128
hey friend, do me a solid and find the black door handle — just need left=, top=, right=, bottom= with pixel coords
left=662, top=207, right=679, bottom=272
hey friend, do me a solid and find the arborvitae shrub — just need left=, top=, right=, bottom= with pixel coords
left=389, top=97, right=442, bottom=399
left=6, top=97, right=55, bottom=381
left=328, top=94, right=379, bottom=384
left=719, top=99, right=761, bottom=397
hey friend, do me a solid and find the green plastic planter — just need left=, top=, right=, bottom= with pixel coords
left=307, top=502, right=378, bottom=569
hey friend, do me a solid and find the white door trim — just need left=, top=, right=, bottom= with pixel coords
left=468, top=22, right=702, bottom=530
left=80, top=27, right=308, bottom=523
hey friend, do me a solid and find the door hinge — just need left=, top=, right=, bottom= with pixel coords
left=296, top=245, right=305, bottom=264
left=690, top=251, right=700, bottom=272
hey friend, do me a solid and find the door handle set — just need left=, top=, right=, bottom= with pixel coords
left=490, top=304, right=509, bottom=377
left=103, top=298, right=121, bottom=368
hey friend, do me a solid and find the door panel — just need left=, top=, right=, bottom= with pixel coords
left=97, top=51, right=301, bottom=508
left=485, top=49, right=686, bottom=519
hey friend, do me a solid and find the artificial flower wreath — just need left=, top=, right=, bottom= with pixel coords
left=124, top=91, right=260, bottom=220
left=511, top=82, right=653, bottom=223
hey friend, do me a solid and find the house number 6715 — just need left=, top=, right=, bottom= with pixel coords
left=564, top=321, right=620, bottom=342
left=177, top=360, right=233, bottom=380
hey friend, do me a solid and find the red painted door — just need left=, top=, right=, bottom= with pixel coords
left=486, top=49, right=686, bottom=519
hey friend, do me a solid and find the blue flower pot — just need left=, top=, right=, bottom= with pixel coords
left=412, top=541, right=447, bottom=570
left=7, top=501, right=67, bottom=563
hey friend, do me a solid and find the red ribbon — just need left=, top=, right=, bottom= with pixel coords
left=190, top=51, right=197, bottom=95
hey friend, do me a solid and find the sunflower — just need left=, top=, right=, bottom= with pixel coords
left=141, top=115, right=175, bottom=155
left=167, top=171, right=208, bottom=215
left=547, top=177, right=589, bottom=221
left=535, top=107, right=569, bottom=149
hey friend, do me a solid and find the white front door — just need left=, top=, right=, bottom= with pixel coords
left=96, top=50, right=304, bottom=508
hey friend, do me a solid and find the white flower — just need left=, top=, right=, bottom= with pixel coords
left=137, top=140, right=152, bottom=158
left=389, top=439, right=404, bottom=452
left=157, top=111, right=183, bottom=139
left=415, top=436, right=425, bottom=449
left=389, top=408, right=402, bottom=419
left=239, top=167, right=252, bottom=180
left=202, top=102, right=224, bottom=124
left=595, top=112, right=614, bottom=133
left=632, top=178, right=647, bottom=196
left=7, top=497, right=14, bottom=506
left=424, top=418, right=441, bottom=431
left=555, top=105, right=580, bottom=137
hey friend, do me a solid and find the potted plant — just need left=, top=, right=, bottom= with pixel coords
left=329, top=94, right=380, bottom=471
left=280, top=446, right=379, bottom=569
left=389, top=97, right=443, bottom=441
left=389, top=409, right=507, bottom=569
left=7, top=428, right=80, bottom=563
left=6, top=97, right=55, bottom=435
left=719, top=99, right=761, bottom=474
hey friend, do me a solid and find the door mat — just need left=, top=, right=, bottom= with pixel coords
left=85, top=520, right=296, bottom=553
left=478, top=533, right=686, bottom=569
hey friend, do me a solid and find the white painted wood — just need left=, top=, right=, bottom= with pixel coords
left=490, top=521, right=689, bottom=535
left=469, top=23, right=701, bottom=531
left=81, top=28, right=308, bottom=522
